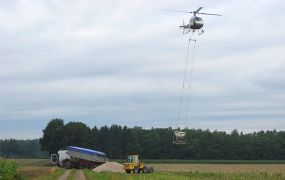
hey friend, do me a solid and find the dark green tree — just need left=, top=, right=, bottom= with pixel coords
left=96, top=126, right=110, bottom=153
left=108, top=125, right=123, bottom=158
left=39, top=118, right=65, bottom=154
left=91, top=126, right=99, bottom=150
left=63, top=122, right=92, bottom=148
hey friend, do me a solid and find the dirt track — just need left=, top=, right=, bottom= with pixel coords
left=75, top=170, right=86, bottom=180
left=57, top=170, right=71, bottom=180
left=57, top=170, right=86, bottom=180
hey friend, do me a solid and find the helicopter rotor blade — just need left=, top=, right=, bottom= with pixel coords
left=197, top=12, right=222, bottom=16
left=163, top=9, right=193, bottom=14
left=163, top=8, right=222, bottom=16
left=194, top=7, right=203, bottom=13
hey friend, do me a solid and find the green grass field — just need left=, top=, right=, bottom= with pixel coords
left=84, top=171, right=285, bottom=180
left=112, top=159, right=285, bottom=164
left=9, top=159, right=285, bottom=180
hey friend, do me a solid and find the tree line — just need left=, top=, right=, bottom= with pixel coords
left=38, top=118, right=285, bottom=160
left=0, top=139, right=48, bottom=158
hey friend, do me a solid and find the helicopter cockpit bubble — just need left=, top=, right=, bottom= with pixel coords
left=190, top=16, right=204, bottom=29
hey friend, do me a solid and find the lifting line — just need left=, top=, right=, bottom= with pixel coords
left=176, top=34, right=197, bottom=129
left=185, top=37, right=197, bottom=122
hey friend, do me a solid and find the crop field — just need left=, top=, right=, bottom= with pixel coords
left=8, top=159, right=285, bottom=180
left=84, top=171, right=285, bottom=180
left=113, top=159, right=285, bottom=164
left=11, top=159, right=62, bottom=179
left=149, top=163, right=285, bottom=173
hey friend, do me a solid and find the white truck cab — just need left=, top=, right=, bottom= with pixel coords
left=50, top=150, right=71, bottom=167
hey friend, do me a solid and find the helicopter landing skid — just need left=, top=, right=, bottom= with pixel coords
left=182, top=28, right=203, bottom=37
left=189, top=37, right=196, bottom=42
left=183, top=29, right=204, bottom=35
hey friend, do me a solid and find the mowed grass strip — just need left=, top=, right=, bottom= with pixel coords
left=36, top=168, right=66, bottom=180
left=66, top=169, right=77, bottom=180
left=84, top=171, right=200, bottom=180
left=83, top=171, right=285, bottom=180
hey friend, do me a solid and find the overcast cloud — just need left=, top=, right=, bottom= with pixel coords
left=1, top=0, right=285, bottom=139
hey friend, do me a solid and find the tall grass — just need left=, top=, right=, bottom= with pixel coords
left=0, top=158, right=18, bottom=180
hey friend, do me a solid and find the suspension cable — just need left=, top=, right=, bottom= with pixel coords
left=185, top=35, right=197, bottom=122
left=176, top=34, right=193, bottom=129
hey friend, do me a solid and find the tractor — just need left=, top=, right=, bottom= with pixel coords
left=122, top=155, right=153, bottom=173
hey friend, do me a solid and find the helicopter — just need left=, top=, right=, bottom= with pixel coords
left=167, top=7, right=221, bottom=144
left=167, top=7, right=221, bottom=35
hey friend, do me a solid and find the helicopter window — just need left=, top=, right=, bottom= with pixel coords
left=196, top=17, right=202, bottom=21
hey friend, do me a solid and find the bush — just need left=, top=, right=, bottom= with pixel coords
left=0, top=159, right=18, bottom=180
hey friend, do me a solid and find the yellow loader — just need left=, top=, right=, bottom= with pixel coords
left=122, top=155, right=153, bottom=173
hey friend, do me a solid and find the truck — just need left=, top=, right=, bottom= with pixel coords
left=50, top=146, right=108, bottom=169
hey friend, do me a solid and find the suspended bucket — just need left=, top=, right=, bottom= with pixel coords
left=173, top=130, right=186, bottom=144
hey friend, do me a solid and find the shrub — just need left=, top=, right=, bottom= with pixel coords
left=0, top=159, right=18, bottom=180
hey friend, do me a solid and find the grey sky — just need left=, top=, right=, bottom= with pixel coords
left=1, top=0, right=285, bottom=139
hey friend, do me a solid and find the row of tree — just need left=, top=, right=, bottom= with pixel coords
left=0, top=139, right=48, bottom=158
left=38, top=119, right=285, bottom=160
